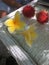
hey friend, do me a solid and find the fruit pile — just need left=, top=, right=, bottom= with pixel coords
left=22, top=5, right=49, bottom=24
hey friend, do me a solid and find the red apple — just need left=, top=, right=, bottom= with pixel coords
left=22, top=5, right=35, bottom=18
left=36, top=10, right=48, bottom=24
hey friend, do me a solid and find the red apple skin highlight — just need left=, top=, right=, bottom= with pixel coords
left=36, top=10, right=48, bottom=24
left=22, top=5, right=35, bottom=18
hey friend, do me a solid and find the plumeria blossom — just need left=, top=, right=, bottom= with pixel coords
left=4, top=11, right=26, bottom=33
left=21, top=25, right=37, bottom=47
left=4, top=11, right=37, bottom=47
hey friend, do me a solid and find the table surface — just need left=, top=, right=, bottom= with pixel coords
left=0, top=1, right=49, bottom=65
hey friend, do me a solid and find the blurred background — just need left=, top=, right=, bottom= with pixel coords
left=0, top=0, right=32, bottom=18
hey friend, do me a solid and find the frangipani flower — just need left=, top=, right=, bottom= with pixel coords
left=22, top=25, right=37, bottom=47
left=4, top=11, right=37, bottom=47
left=4, top=11, right=26, bottom=33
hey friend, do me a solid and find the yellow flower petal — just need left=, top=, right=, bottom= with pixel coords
left=22, top=25, right=37, bottom=47
left=14, top=11, right=26, bottom=29
left=4, top=11, right=26, bottom=33
left=17, top=22, right=26, bottom=29
left=8, top=26, right=16, bottom=33
left=14, top=11, right=21, bottom=22
left=4, top=19, right=14, bottom=27
left=23, top=31, right=32, bottom=46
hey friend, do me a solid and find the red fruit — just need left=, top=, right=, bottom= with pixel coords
left=22, top=5, right=35, bottom=18
left=36, top=10, right=48, bottom=24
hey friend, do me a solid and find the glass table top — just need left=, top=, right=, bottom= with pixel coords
left=0, top=1, right=49, bottom=65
